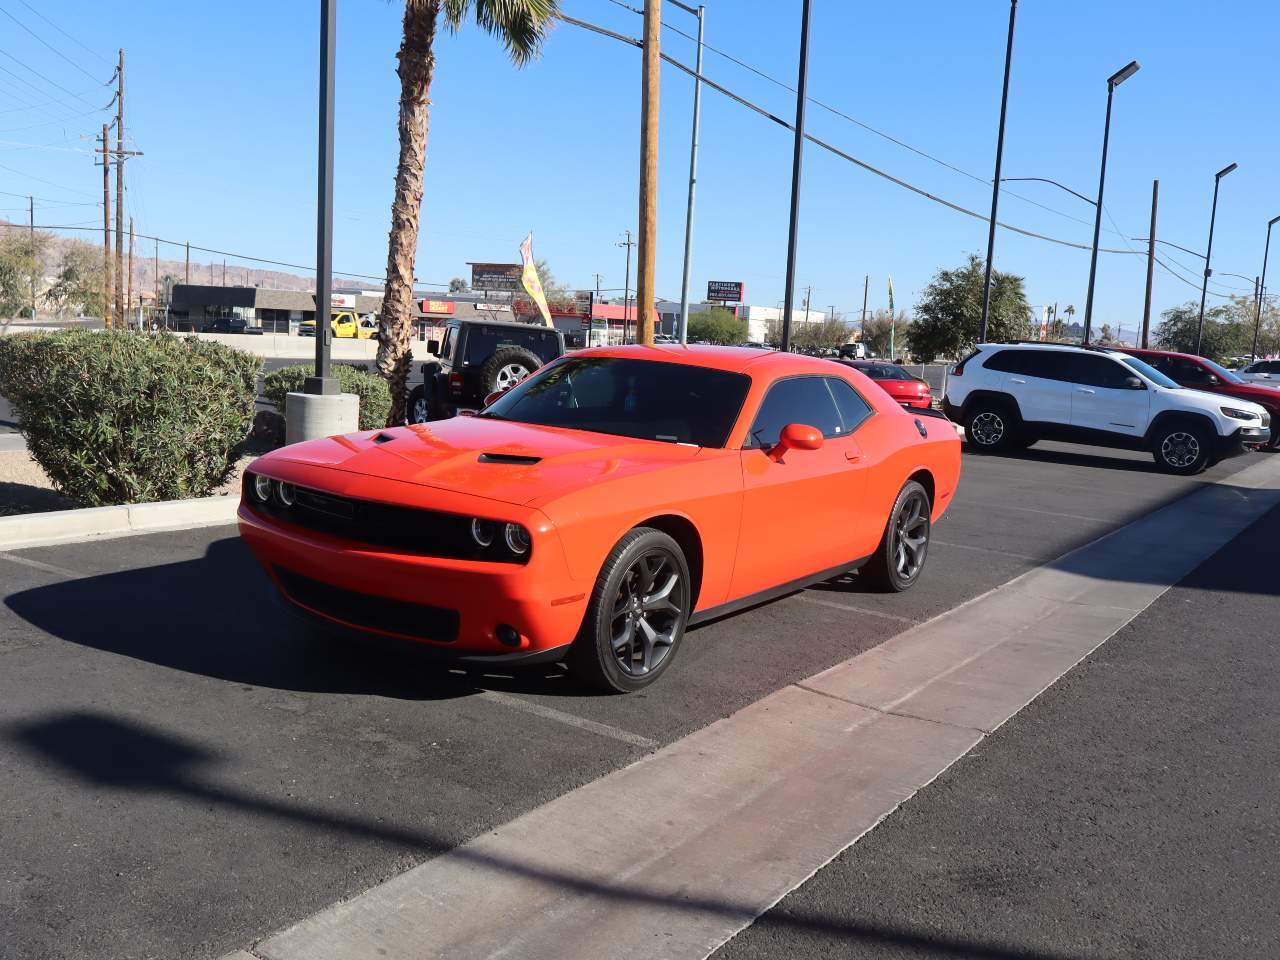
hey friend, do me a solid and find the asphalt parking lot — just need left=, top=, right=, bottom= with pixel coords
left=0, top=442, right=1265, bottom=959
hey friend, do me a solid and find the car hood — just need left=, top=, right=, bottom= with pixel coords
left=268, top=418, right=700, bottom=506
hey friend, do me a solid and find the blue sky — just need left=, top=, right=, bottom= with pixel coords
left=1, top=0, right=1277, bottom=337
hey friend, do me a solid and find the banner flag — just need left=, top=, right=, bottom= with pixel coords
left=519, top=232, right=553, bottom=328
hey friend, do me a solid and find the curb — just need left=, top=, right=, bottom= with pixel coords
left=0, top=494, right=239, bottom=551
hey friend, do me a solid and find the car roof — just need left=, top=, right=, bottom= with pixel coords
left=979, top=341, right=1129, bottom=358
left=1115, top=346, right=1207, bottom=362
left=568, top=343, right=841, bottom=375
left=451, top=317, right=562, bottom=332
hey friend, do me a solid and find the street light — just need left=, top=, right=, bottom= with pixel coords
left=1253, top=214, right=1280, bottom=361
left=1194, top=161, right=1238, bottom=355
left=1082, top=59, right=1140, bottom=346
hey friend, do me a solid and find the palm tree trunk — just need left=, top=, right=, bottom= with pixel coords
left=378, top=0, right=439, bottom=425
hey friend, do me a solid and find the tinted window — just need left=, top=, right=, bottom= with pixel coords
left=464, top=326, right=560, bottom=364
left=1166, top=357, right=1215, bottom=384
left=1122, top=356, right=1178, bottom=389
left=827, top=378, right=874, bottom=433
left=1063, top=354, right=1136, bottom=388
left=983, top=349, right=1066, bottom=380
left=1200, top=358, right=1243, bottom=384
left=483, top=357, right=749, bottom=448
left=747, top=377, right=843, bottom=449
left=854, top=362, right=912, bottom=381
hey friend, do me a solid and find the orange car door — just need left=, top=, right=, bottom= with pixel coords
left=729, top=375, right=872, bottom=600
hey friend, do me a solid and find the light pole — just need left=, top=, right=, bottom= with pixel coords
left=674, top=1, right=705, bottom=345
left=1195, top=161, right=1238, bottom=355
left=979, top=0, right=1018, bottom=346
left=779, top=0, right=812, bottom=353
left=1082, top=59, right=1140, bottom=346
left=1253, top=214, right=1280, bottom=361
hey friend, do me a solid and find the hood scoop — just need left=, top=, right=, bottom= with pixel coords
left=478, top=452, right=542, bottom=465
left=371, top=433, right=396, bottom=445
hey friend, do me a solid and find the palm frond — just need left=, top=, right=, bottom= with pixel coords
left=442, top=0, right=559, bottom=66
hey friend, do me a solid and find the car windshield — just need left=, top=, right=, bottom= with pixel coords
left=1200, top=357, right=1244, bottom=384
left=483, top=356, right=751, bottom=448
left=1122, top=356, right=1180, bottom=389
left=856, top=363, right=913, bottom=381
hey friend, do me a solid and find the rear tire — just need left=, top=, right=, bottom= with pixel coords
left=964, top=400, right=1019, bottom=453
left=1151, top=422, right=1212, bottom=475
left=569, top=528, right=691, bottom=693
left=862, top=481, right=932, bottom=592
left=479, top=346, right=541, bottom=395
left=407, top=385, right=430, bottom=424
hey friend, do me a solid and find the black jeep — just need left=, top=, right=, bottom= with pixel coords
left=408, top=318, right=566, bottom=423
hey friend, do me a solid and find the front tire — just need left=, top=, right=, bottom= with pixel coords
left=964, top=401, right=1019, bottom=453
left=1152, top=422, right=1212, bottom=475
left=569, top=528, right=691, bottom=693
left=862, top=481, right=932, bottom=592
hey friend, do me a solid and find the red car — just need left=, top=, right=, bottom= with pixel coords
left=837, top=359, right=933, bottom=409
left=1116, top=347, right=1280, bottom=450
left=239, top=346, right=961, bottom=692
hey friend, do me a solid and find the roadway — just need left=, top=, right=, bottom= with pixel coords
left=0, top=442, right=1267, bottom=960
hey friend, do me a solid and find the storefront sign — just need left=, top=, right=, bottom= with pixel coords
left=420, top=299, right=457, bottom=315
left=706, top=280, right=744, bottom=302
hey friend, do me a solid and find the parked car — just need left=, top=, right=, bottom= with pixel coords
left=408, top=318, right=565, bottom=423
left=836, top=359, right=932, bottom=409
left=240, top=345, right=961, bottom=691
left=839, top=343, right=872, bottom=360
left=1114, top=347, right=1280, bottom=450
left=1236, top=358, right=1280, bottom=383
left=298, top=310, right=360, bottom=339
left=200, top=317, right=247, bottom=334
left=943, top=342, right=1271, bottom=474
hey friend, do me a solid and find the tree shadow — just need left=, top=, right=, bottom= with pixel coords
left=5, top=709, right=1093, bottom=960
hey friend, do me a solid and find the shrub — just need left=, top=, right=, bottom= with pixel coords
left=0, top=330, right=261, bottom=506
left=262, top=363, right=390, bottom=431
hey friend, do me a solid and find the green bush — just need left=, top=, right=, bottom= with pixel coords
left=0, top=330, right=261, bottom=506
left=262, top=363, right=390, bottom=431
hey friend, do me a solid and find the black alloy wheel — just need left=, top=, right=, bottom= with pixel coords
left=570, top=528, right=691, bottom=693
left=862, top=480, right=932, bottom=592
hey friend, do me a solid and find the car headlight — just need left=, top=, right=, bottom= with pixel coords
left=470, top=517, right=496, bottom=547
left=504, top=523, right=531, bottom=556
left=276, top=481, right=296, bottom=506
left=1220, top=406, right=1259, bottom=421
left=252, top=473, right=273, bottom=503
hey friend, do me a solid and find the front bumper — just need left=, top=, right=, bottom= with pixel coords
left=1214, top=425, right=1271, bottom=457
left=238, top=498, right=589, bottom=659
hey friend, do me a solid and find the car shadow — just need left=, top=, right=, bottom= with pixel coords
left=2, top=536, right=588, bottom=701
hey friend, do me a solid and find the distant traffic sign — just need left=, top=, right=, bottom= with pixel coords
left=707, top=280, right=744, bottom=302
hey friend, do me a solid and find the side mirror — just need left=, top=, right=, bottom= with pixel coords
left=427, top=340, right=440, bottom=356
left=767, top=423, right=823, bottom=462
left=483, top=389, right=506, bottom=407
left=1124, top=376, right=1145, bottom=390
left=1206, top=374, right=1220, bottom=385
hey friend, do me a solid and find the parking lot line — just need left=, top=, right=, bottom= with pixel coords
left=240, top=445, right=1280, bottom=960
left=951, top=499, right=1113, bottom=524
left=0, top=552, right=82, bottom=580
left=930, top=539, right=1043, bottom=563
left=796, top=594, right=919, bottom=625
left=479, top=691, right=658, bottom=749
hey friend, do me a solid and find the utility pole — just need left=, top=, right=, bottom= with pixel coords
left=676, top=2, right=705, bottom=345
left=980, top=0, right=1018, bottom=345
left=861, top=274, right=869, bottom=332
left=803, top=285, right=811, bottom=323
left=1141, top=179, right=1158, bottom=349
left=28, top=196, right=35, bottom=320
left=127, top=216, right=134, bottom=327
left=99, top=123, right=113, bottom=328
left=154, top=238, right=159, bottom=319
left=222, top=259, right=226, bottom=286
left=780, top=0, right=813, bottom=353
left=185, top=241, right=190, bottom=284
left=617, top=230, right=634, bottom=343
left=634, top=0, right=661, bottom=346
left=114, top=49, right=125, bottom=329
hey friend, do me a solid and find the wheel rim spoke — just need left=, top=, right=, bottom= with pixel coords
left=609, top=549, right=684, bottom=678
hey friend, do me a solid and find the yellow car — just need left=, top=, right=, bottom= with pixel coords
left=299, top=310, right=360, bottom=339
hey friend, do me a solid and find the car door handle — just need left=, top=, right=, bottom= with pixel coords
left=1010, top=378, right=1027, bottom=384
left=1076, top=387, right=1096, bottom=394
left=845, top=451, right=863, bottom=463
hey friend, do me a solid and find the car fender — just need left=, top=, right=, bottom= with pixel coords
left=1144, top=409, right=1220, bottom=445
left=957, top=389, right=1023, bottom=424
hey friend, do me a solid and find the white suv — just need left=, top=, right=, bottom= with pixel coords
left=943, top=343, right=1272, bottom=474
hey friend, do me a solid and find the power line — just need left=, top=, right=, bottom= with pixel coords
left=0, top=46, right=111, bottom=109
left=13, top=0, right=112, bottom=67
left=0, top=3, right=110, bottom=83
left=0, top=159, right=95, bottom=196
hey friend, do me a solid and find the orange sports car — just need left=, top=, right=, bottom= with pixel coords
left=238, top=345, right=961, bottom=692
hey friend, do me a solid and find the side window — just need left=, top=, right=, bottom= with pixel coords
left=1266, top=361, right=1280, bottom=374
left=982, top=349, right=1023, bottom=373
left=747, top=377, right=843, bottom=449
left=1065, top=354, right=1132, bottom=389
left=826, top=378, right=873, bottom=434
left=440, top=328, right=456, bottom=362
left=1144, top=354, right=1172, bottom=375
left=1171, top=358, right=1213, bottom=384
left=1021, top=351, right=1067, bottom=381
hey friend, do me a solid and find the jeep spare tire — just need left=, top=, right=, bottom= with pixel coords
left=480, top=346, right=541, bottom=394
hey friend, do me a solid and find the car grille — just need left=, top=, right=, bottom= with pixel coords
left=244, top=474, right=528, bottom=564
left=274, top=566, right=460, bottom=643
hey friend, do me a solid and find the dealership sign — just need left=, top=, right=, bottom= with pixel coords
left=330, top=293, right=357, bottom=308
left=469, top=262, right=523, bottom=291
left=420, top=299, right=457, bottom=315
left=706, top=280, right=744, bottom=302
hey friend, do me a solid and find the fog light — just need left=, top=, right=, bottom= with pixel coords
left=277, top=482, right=296, bottom=507
left=470, top=517, right=496, bottom=547
left=504, top=523, right=530, bottom=555
left=252, top=473, right=273, bottom=502
left=496, top=624, right=520, bottom=647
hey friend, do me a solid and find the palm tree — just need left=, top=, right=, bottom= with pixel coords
left=377, top=0, right=560, bottom=424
